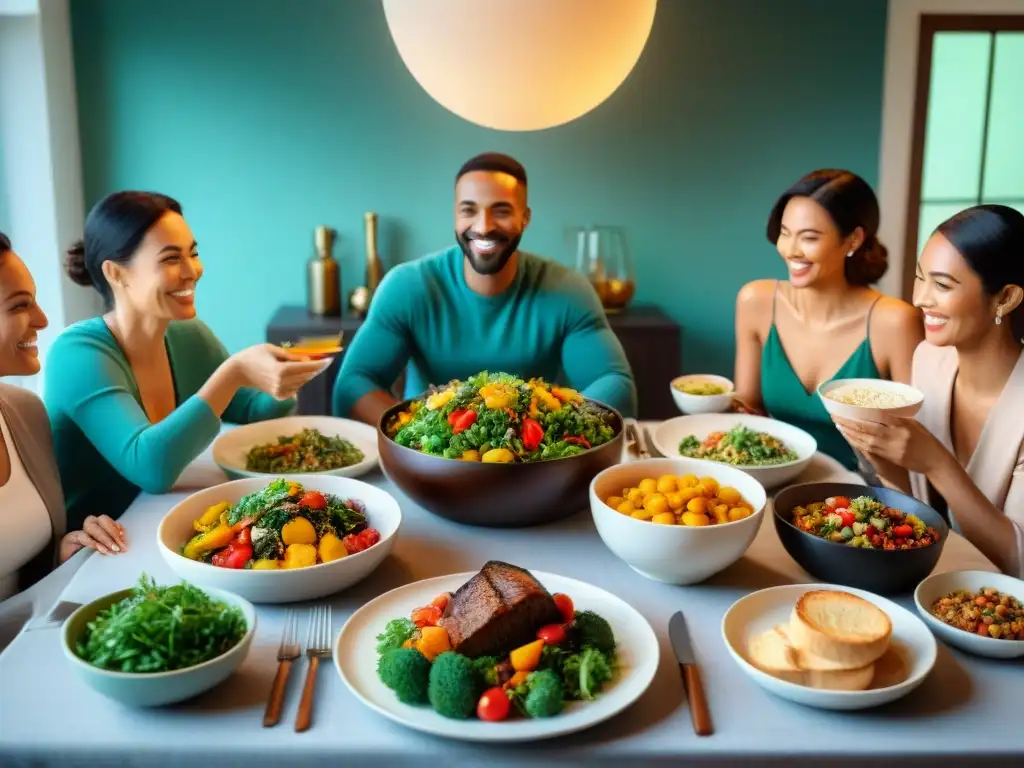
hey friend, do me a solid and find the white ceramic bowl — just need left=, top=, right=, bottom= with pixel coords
left=212, top=415, right=379, bottom=480
left=817, top=378, right=924, bottom=423
left=722, top=583, right=936, bottom=711
left=914, top=570, right=1024, bottom=659
left=590, top=457, right=767, bottom=585
left=63, top=584, right=256, bottom=707
left=651, top=413, right=816, bottom=490
left=157, top=475, right=401, bottom=603
left=669, top=374, right=734, bottom=415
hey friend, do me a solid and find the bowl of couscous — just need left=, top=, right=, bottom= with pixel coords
left=818, top=379, right=924, bottom=423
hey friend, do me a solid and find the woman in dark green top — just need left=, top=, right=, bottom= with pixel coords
left=44, top=192, right=328, bottom=528
left=733, top=169, right=923, bottom=471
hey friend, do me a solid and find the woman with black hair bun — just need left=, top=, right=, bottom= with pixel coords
left=733, top=169, right=923, bottom=471
left=836, top=204, right=1024, bottom=577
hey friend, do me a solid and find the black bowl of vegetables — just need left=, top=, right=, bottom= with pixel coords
left=62, top=574, right=256, bottom=707
left=378, top=372, right=624, bottom=528
left=772, top=482, right=949, bottom=594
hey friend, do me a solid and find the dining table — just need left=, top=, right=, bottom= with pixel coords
left=0, top=423, right=1021, bottom=767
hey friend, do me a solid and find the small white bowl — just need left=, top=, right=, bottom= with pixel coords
left=670, top=374, right=734, bottom=415
left=914, top=570, right=1024, bottom=659
left=818, top=378, right=924, bottom=423
left=213, top=415, right=379, bottom=481
left=651, top=413, right=816, bottom=490
left=157, top=475, right=401, bottom=604
left=590, top=457, right=767, bottom=585
left=722, top=583, right=936, bottom=711
left=63, top=585, right=256, bottom=707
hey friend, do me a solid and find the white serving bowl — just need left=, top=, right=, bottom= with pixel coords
left=590, top=457, right=767, bottom=585
left=914, top=570, right=1024, bottom=659
left=157, top=475, right=401, bottom=603
left=63, top=584, right=256, bottom=707
left=212, top=415, right=379, bottom=480
left=722, top=583, right=936, bottom=711
left=817, top=378, right=924, bottom=423
left=651, top=413, right=816, bottom=490
left=669, top=374, right=734, bottom=415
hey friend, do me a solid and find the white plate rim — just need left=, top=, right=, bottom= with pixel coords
left=212, top=416, right=379, bottom=478
left=334, top=569, right=660, bottom=742
left=652, top=413, right=817, bottom=470
left=721, top=582, right=937, bottom=703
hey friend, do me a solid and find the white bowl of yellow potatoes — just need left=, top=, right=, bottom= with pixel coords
left=590, top=458, right=767, bottom=585
left=157, top=476, right=402, bottom=604
left=670, top=374, right=734, bottom=415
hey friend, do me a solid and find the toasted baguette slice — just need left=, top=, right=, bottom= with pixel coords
left=775, top=624, right=864, bottom=671
left=805, top=663, right=875, bottom=691
left=789, top=590, right=892, bottom=668
left=748, top=624, right=876, bottom=690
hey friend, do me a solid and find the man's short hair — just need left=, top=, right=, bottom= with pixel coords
left=456, top=152, right=527, bottom=186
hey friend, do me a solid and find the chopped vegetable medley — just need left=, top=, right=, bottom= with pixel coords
left=679, top=425, right=798, bottom=466
left=792, top=495, right=940, bottom=550
left=930, top=587, right=1024, bottom=640
left=245, top=428, right=364, bottom=473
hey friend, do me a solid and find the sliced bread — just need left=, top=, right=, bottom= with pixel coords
left=748, top=624, right=876, bottom=691
left=788, top=590, right=892, bottom=668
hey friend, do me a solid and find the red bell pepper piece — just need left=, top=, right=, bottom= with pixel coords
left=212, top=543, right=253, bottom=569
left=564, top=435, right=591, bottom=449
left=448, top=409, right=477, bottom=435
left=521, top=418, right=544, bottom=451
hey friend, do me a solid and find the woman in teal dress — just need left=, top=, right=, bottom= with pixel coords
left=44, top=191, right=328, bottom=529
left=733, top=169, right=923, bottom=471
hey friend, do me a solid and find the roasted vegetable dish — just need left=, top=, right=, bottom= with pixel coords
left=678, top=425, right=798, bottom=466
left=385, top=371, right=616, bottom=462
left=75, top=574, right=247, bottom=673
left=181, top=479, right=380, bottom=570
left=792, top=495, right=940, bottom=550
left=604, top=472, right=753, bottom=526
left=244, top=428, right=364, bottom=473
left=930, top=587, right=1024, bottom=640
left=375, top=561, right=617, bottom=721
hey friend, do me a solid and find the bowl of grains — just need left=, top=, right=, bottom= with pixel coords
left=817, top=379, right=924, bottom=423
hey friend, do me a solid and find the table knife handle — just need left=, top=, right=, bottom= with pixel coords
left=680, top=663, right=713, bottom=736
left=263, top=658, right=293, bottom=727
left=294, top=656, right=321, bottom=732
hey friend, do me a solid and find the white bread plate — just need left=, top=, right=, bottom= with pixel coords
left=722, top=583, right=936, bottom=710
left=817, top=378, right=924, bottom=423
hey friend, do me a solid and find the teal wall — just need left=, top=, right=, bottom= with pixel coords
left=70, top=0, right=888, bottom=374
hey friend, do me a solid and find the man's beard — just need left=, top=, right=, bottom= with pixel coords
left=456, top=229, right=522, bottom=276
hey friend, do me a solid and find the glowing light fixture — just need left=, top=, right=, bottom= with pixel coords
left=381, top=0, right=657, bottom=131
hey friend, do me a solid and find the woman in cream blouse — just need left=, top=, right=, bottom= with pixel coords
left=835, top=205, right=1024, bottom=577
left=0, top=232, right=125, bottom=600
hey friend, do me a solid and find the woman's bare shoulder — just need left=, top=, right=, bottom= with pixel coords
left=736, top=279, right=777, bottom=315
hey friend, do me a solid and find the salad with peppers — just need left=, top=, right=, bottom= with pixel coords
left=791, top=494, right=940, bottom=551
left=180, top=478, right=380, bottom=570
left=384, top=371, right=617, bottom=462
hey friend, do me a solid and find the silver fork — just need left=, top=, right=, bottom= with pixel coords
left=263, top=609, right=299, bottom=727
left=295, top=605, right=332, bottom=732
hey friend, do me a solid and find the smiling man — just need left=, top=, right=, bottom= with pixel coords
left=333, top=152, right=637, bottom=424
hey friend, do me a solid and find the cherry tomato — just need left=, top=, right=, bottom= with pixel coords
left=448, top=409, right=478, bottom=435
left=521, top=418, right=545, bottom=451
left=838, top=510, right=855, bottom=528
left=300, top=491, right=327, bottom=510
left=892, top=524, right=913, bottom=538
left=536, top=624, right=567, bottom=645
left=411, top=605, right=443, bottom=628
left=343, top=533, right=367, bottom=555
left=477, top=687, right=511, bottom=722
left=358, top=528, right=381, bottom=548
left=431, top=592, right=452, bottom=612
left=826, top=496, right=852, bottom=510
left=553, top=593, right=574, bottom=624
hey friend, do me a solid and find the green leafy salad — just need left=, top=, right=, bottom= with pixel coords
left=679, top=425, right=799, bottom=466
left=75, top=574, right=247, bottom=673
left=244, top=427, right=364, bottom=473
left=384, top=371, right=617, bottom=463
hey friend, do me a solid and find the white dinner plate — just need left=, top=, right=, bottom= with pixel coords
left=212, top=415, right=379, bottom=480
left=334, top=570, right=660, bottom=742
left=722, top=583, right=937, bottom=711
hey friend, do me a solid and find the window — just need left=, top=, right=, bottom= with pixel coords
left=902, top=16, right=1024, bottom=299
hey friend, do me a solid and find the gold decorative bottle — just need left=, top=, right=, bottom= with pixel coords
left=307, top=225, right=341, bottom=316
left=364, top=212, right=384, bottom=298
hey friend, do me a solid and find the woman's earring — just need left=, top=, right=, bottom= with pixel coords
left=846, top=250, right=854, bottom=259
left=995, top=313, right=1002, bottom=326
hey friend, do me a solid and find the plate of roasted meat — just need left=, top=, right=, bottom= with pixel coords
left=334, top=560, right=659, bottom=740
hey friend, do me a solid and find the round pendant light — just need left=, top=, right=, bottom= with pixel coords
left=381, top=0, right=657, bottom=132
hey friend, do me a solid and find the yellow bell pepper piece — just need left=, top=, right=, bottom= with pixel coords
left=416, top=626, right=451, bottom=662
left=282, top=517, right=317, bottom=546
left=194, top=501, right=230, bottom=532
left=183, top=524, right=236, bottom=560
left=318, top=532, right=348, bottom=563
left=426, top=390, right=455, bottom=410
left=283, top=543, right=318, bottom=569
left=251, top=559, right=280, bottom=570
left=481, top=448, right=515, bottom=464
left=461, top=449, right=481, bottom=462
left=551, top=386, right=581, bottom=403
left=510, top=639, right=545, bottom=672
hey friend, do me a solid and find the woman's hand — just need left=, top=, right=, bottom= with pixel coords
left=731, top=397, right=765, bottom=416
left=228, top=344, right=328, bottom=401
left=832, top=413, right=949, bottom=475
left=59, top=515, right=128, bottom=562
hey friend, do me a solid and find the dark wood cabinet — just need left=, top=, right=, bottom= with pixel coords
left=266, top=304, right=682, bottom=420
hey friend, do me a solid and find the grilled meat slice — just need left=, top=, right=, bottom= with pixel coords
left=439, top=561, right=561, bottom=658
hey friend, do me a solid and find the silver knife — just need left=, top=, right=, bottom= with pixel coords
left=669, top=611, right=713, bottom=736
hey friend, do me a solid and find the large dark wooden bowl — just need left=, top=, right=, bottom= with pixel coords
left=772, top=482, right=949, bottom=595
left=377, top=398, right=624, bottom=527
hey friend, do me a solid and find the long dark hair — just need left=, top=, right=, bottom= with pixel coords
left=66, top=191, right=183, bottom=306
left=0, top=231, right=10, bottom=255
left=766, top=169, right=888, bottom=286
left=936, top=204, right=1024, bottom=340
